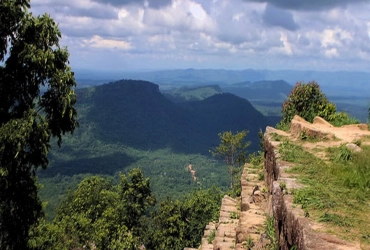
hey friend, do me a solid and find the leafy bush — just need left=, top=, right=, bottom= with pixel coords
left=280, top=81, right=335, bottom=125
left=328, top=111, right=360, bottom=127
left=279, top=81, right=360, bottom=128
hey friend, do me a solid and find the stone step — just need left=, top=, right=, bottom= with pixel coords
left=234, top=164, right=269, bottom=249
left=199, top=163, right=268, bottom=250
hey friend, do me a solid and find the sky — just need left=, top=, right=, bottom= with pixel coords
left=31, top=0, right=370, bottom=72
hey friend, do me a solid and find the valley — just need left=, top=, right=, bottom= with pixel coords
left=38, top=79, right=269, bottom=220
left=37, top=69, right=369, bottom=235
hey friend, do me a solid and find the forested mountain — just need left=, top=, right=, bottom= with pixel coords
left=75, top=69, right=369, bottom=122
left=162, top=85, right=222, bottom=102
left=75, top=79, right=267, bottom=154
left=38, top=79, right=269, bottom=219
left=220, top=80, right=292, bottom=125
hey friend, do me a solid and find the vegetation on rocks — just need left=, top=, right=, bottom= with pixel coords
left=279, top=139, right=370, bottom=245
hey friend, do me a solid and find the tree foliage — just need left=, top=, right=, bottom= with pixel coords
left=31, top=168, right=154, bottom=249
left=279, top=81, right=359, bottom=128
left=118, top=167, right=156, bottom=236
left=147, top=187, right=222, bottom=250
left=210, top=130, right=250, bottom=189
left=30, top=168, right=221, bottom=250
left=0, top=0, right=77, bottom=249
left=280, top=81, right=335, bottom=125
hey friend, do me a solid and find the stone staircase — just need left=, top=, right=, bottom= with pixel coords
left=199, top=163, right=268, bottom=250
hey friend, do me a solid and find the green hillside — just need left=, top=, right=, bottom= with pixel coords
left=38, top=79, right=269, bottom=219
left=162, top=85, right=222, bottom=102
left=221, top=80, right=292, bottom=125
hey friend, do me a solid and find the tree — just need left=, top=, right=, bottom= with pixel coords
left=149, top=198, right=186, bottom=250
left=280, top=81, right=335, bottom=125
left=147, top=187, right=222, bottom=250
left=0, top=1, right=77, bottom=249
left=210, top=131, right=250, bottom=189
left=32, top=168, right=155, bottom=249
left=52, top=176, right=140, bottom=250
left=279, top=81, right=359, bottom=128
left=181, top=188, right=222, bottom=248
left=118, top=167, right=156, bottom=234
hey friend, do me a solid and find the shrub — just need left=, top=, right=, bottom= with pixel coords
left=280, top=81, right=335, bottom=125
left=328, top=111, right=360, bottom=127
left=279, top=81, right=359, bottom=127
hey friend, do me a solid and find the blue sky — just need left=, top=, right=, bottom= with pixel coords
left=31, top=0, right=370, bottom=72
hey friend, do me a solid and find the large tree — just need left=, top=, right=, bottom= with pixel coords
left=0, top=1, right=77, bottom=249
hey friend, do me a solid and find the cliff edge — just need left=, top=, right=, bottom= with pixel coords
left=197, top=115, right=370, bottom=250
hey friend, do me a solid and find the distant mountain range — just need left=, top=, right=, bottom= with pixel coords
left=74, top=68, right=369, bottom=122
left=75, top=68, right=370, bottom=97
left=162, top=85, right=223, bottom=103
left=75, top=79, right=268, bottom=154
left=222, top=80, right=292, bottom=101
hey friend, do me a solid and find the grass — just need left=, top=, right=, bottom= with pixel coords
left=207, top=229, right=216, bottom=244
left=279, top=141, right=370, bottom=245
left=258, top=172, right=265, bottom=181
left=328, top=111, right=360, bottom=127
left=230, top=211, right=239, bottom=219
left=327, top=144, right=353, bottom=162
left=243, top=236, right=254, bottom=249
left=265, top=216, right=278, bottom=250
left=269, top=132, right=285, bottom=142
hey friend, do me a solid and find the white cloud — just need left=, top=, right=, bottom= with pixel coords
left=82, top=35, right=132, bottom=50
left=190, top=2, right=207, bottom=20
left=142, top=0, right=216, bottom=33
left=324, top=48, right=339, bottom=58
left=321, top=28, right=352, bottom=49
left=280, top=32, right=293, bottom=55
left=321, top=29, right=342, bottom=48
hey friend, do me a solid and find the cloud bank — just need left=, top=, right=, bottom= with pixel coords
left=30, top=0, right=370, bottom=71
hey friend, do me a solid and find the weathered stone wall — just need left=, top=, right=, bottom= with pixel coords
left=264, top=126, right=358, bottom=250
left=264, top=129, right=305, bottom=250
